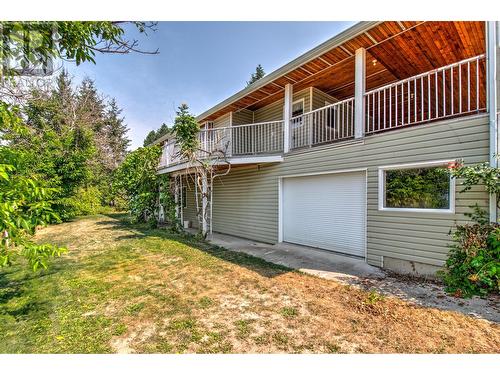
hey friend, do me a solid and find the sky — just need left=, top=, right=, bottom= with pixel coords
left=64, top=22, right=355, bottom=150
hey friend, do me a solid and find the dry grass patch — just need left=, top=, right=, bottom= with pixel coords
left=0, top=214, right=498, bottom=353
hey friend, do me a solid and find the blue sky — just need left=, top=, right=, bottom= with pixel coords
left=65, top=22, right=355, bottom=150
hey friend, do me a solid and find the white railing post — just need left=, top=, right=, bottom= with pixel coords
left=283, top=83, right=293, bottom=153
left=355, top=48, right=366, bottom=139
left=228, top=111, right=233, bottom=156
left=487, top=21, right=498, bottom=223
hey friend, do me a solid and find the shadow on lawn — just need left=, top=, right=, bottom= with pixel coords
left=94, top=213, right=291, bottom=279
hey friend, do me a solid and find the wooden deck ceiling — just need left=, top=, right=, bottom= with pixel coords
left=199, top=21, right=486, bottom=123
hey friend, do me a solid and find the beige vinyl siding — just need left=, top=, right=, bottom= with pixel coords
left=253, top=88, right=312, bottom=123
left=210, top=114, right=490, bottom=267
left=232, top=109, right=254, bottom=125
left=311, top=87, right=339, bottom=110
left=213, top=113, right=231, bottom=128
left=181, top=175, right=199, bottom=229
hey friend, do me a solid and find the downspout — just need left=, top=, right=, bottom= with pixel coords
left=487, top=21, right=498, bottom=222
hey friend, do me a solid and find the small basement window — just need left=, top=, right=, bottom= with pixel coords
left=378, top=161, right=455, bottom=213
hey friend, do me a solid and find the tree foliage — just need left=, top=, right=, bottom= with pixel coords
left=450, top=159, right=500, bottom=205
left=246, top=64, right=265, bottom=86
left=0, top=21, right=152, bottom=269
left=0, top=106, right=67, bottom=270
left=439, top=159, right=500, bottom=297
left=7, top=71, right=130, bottom=220
left=113, top=145, right=163, bottom=225
left=171, top=103, right=230, bottom=237
left=143, top=123, right=171, bottom=146
left=0, top=21, right=158, bottom=75
left=172, top=104, right=200, bottom=157
left=440, top=206, right=499, bottom=297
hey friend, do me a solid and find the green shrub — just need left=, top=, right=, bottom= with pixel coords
left=57, top=186, right=103, bottom=220
left=112, top=145, right=163, bottom=224
left=440, top=208, right=500, bottom=298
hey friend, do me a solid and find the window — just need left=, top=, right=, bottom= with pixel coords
left=292, top=99, right=304, bottom=118
left=182, top=186, right=187, bottom=208
left=378, top=161, right=455, bottom=213
left=291, top=99, right=305, bottom=129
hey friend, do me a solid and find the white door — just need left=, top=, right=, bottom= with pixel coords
left=282, top=171, right=366, bottom=257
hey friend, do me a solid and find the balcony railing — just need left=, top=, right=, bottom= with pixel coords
left=158, top=120, right=284, bottom=168
left=290, top=97, right=355, bottom=149
left=232, top=120, right=284, bottom=155
left=365, top=54, right=486, bottom=134
left=159, top=54, right=486, bottom=169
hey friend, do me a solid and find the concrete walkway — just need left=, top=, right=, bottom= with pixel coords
left=205, top=232, right=500, bottom=324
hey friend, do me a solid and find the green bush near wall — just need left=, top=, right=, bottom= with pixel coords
left=440, top=208, right=500, bottom=298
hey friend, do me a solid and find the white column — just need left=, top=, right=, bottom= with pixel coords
left=487, top=21, right=498, bottom=222
left=283, top=83, right=293, bottom=153
left=228, top=111, right=233, bottom=157
left=180, top=177, right=184, bottom=223
left=201, top=172, right=208, bottom=235
left=174, top=175, right=180, bottom=219
left=354, top=48, right=366, bottom=139
left=158, top=184, right=164, bottom=223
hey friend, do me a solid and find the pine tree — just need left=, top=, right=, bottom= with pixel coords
left=143, top=123, right=170, bottom=146
left=105, top=98, right=130, bottom=168
left=246, top=64, right=265, bottom=86
left=77, top=78, right=106, bottom=133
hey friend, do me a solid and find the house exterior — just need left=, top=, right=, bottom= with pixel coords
left=156, top=21, right=499, bottom=276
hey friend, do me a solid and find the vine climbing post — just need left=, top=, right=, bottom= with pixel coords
left=172, top=103, right=231, bottom=238
left=174, top=175, right=180, bottom=220
left=201, top=171, right=209, bottom=235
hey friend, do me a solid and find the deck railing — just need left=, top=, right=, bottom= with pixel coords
left=365, top=54, right=486, bottom=134
left=290, top=97, right=355, bottom=149
left=232, top=120, right=284, bottom=155
left=159, top=54, right=486, bottom=169
left=158, top=140, right=180, bottom=168
left=158, top=120, right=284, bottom=168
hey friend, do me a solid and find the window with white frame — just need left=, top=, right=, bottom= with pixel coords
left=292, top=99, right=304, bottom=118
left=378, top=161, right=455, bottom=212
left=291, top=99, right=305, bottom=129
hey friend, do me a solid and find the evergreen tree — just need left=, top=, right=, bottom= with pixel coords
left=77, top=77, right=106, bottom=133
left=143, top=123, right=170, bottom=146
left=105, top=98, right=130, bottom=167
left=246, top=64, right=265, bottom=86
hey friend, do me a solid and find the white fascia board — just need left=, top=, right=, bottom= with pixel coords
left=157, top=155, right=284, bottom=174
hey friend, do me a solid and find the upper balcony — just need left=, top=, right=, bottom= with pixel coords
left=157, top=21, right=488, bottom=173
left=159, top=53, right=486, bottom=172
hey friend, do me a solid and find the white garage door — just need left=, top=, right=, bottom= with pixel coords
left=282, top=171, right=366, bottom=257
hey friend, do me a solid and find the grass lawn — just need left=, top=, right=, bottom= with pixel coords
left=0, top=214, right=498, bottom=353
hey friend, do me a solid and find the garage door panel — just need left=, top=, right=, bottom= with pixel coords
left=282, top=171, right=366, bottom=257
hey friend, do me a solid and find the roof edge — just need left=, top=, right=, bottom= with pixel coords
left=195, top=21, right=381, bottom=122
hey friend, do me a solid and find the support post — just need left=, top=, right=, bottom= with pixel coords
left=228, top=111, right=233, bottom=157
left=157, top=184, right=164, bottom=223
left=174, top=175, right=180, bottom=220
left=283, top=83, right=293, bottom=153
left=354, top=48, right=366, bottom=139
left=201, top=172, right=208, bottom=235
left=487, top=21, right=498, bottom=222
